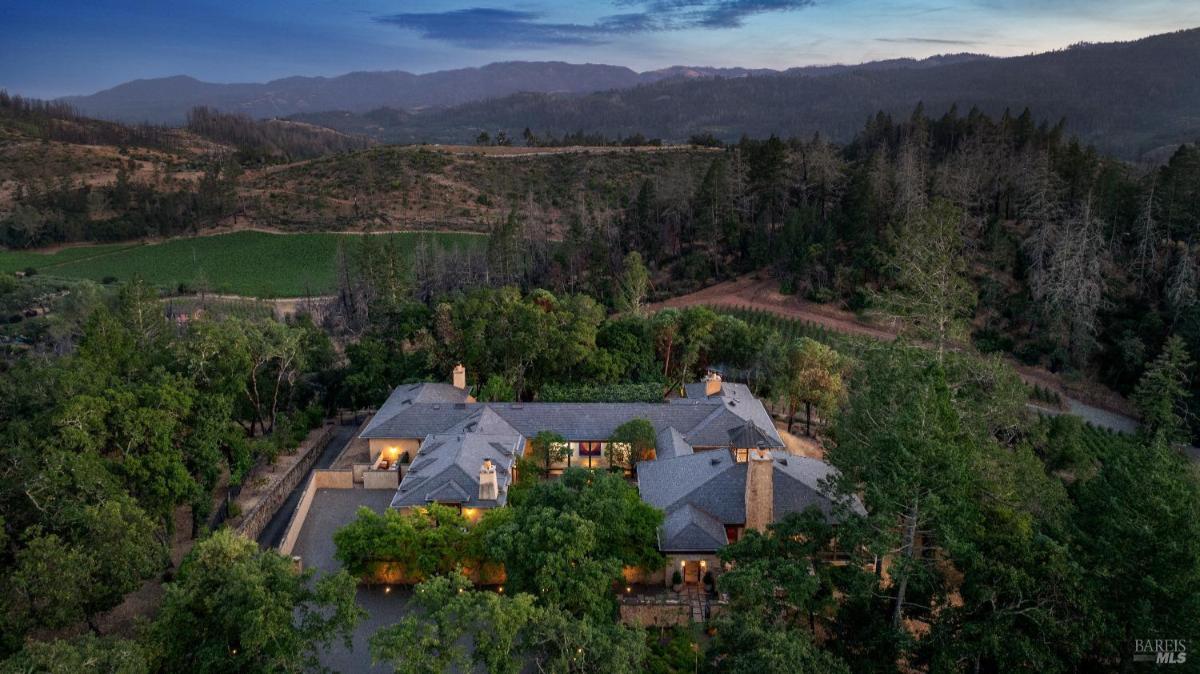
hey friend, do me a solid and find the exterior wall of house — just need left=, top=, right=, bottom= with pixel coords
left=365, top=559, right=505, bottom=586
left=529, top=440, right=614, bottom=475
left=460, top=506, right=487, bottom=524
left=394, top=503, right=495, bottom=524
left=662, top=553, right=722, bottom=587
left=363, top=469, right=399, bottom=490
left=623, top=564, right=667, bottom=585
left=369, top=437, right=420, bottom=463
left=565, top=441, right=611, bottom=471
left=352, top=462, right=370, bottom=483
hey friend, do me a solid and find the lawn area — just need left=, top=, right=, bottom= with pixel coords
left=0, top=231, right=487, bottom=297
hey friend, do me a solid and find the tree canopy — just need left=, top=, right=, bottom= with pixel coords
left=152, top=528, right=362, bottom=674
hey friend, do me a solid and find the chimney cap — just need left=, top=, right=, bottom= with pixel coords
left=749, top=447, right=772, bottom=461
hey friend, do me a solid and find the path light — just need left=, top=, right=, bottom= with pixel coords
left=498, top=586, right=504, bottom=593
left=384, top=586, right=391, bottom=594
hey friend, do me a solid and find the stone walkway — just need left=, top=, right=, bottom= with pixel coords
left=682, top=585, right=706, bottom=622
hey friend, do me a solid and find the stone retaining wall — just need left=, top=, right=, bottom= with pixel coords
left=235, top=423, right=336, bottom=542
left=619, top=601, right=692, bottom=627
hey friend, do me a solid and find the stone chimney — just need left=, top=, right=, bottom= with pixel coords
left=452, top=363, right=467, bottom=390
left=478, top=459, right=498, bottom=501
left=703, top=370, right=723, bottom=397
left=743, top=447, right=774, bottom=532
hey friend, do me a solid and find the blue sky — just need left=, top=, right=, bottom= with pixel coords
left=1, top=0, right=1197, bottom=98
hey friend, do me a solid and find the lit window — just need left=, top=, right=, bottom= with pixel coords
left=734, top=448, right=749, bottom=463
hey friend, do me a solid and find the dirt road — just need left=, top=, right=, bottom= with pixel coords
left=651, top=274, right=1137, bottom=421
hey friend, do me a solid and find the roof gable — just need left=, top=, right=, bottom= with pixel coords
left=660, top=504, right=728, bottom=552
left=391, top=432, right=521, bottom=509
left=728, top=420, right=777, bottom=449
left=655, top=426, right=694, bottom=460
left=423, top=478, right=472, bottom=504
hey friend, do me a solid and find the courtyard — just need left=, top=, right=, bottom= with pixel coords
left=290, top=488, right=411, bottom=673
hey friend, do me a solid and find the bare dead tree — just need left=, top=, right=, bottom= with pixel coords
left=1165, top=242, right=1198, bottom=323
left=893, top=137, right=929, bottom=221
left=1026, top=195, right=1108, bottom=363
left=1132, top=177, right=1161, bottom=291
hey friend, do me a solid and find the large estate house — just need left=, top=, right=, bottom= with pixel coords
left=359, top=366, right=861, bottom=584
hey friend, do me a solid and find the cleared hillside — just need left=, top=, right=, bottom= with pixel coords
left=241, top=144, right=720, bottom=235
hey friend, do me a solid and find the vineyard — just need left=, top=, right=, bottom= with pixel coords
left=713, top=305, right=868, bottom=355
left=1079, top=422, right=1137, bottom=454
left=0, top=230, right=488, bottom=297
left=162, top=295, right=278, bottom=322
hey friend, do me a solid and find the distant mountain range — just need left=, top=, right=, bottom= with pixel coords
left=288, top=29, right=1200, bottom=160
left=59, top=56, right=991, bottom=125
left=57, top=63, right=764, bottom=123
left=57, top=29, right=1200, bottom=160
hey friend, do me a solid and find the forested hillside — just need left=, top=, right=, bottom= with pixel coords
left=567, top=107, right=1200, bottom=403
left=0, top=95, right=374, bottom=247
left=398, top=106, right=1197, bottom=422
left=300, top=28, right=1200, bottom=161
left=184, top=107, right=373, bottom=163
left=260, top=103, right=1200, bottom=423
left=5, top=87, right=1200, bottom=419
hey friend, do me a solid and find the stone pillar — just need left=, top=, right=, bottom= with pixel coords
left=744, top=447, right=774, bottom=532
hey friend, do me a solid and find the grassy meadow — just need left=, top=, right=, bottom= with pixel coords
left=0, top=231, right=487, bottom=297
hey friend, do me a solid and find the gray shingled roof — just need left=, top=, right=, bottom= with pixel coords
left=655, top=427, right=694, bottom=460
left=728, top=420, right=778, bottom=449
left=637, top=450, right=748, bottom=523
left=773, top=454, right=867, bottom=517
left=363, top=393, right=783, bottom=450
left=638, top=449, right=864, bottom=550
left=391, top=432, right=523, bottom=509
left=371, top=379, right=805, bottom=538
left=361, top=383, right=472, bottom=437
left=675, top=381, right=784, bottom=448
left=443, top=407, right=522, bottom=437
left=660, top=504, right=728, bottom=552
left=362, top=399, right=770, bottom=447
